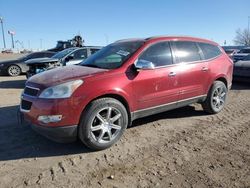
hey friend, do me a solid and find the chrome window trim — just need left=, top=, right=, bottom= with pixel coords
left=134, top=40, right=223, bottom=70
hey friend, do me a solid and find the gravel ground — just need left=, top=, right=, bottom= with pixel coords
left=0, top=53, right=24, bottom=61
left=0, top=58, right=249, bottom=187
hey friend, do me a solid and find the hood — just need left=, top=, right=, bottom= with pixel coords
left=27, top=65, right=107, bottom=86
left=234, top=60, right=250, bottom=68
left=25, top=57, right=59, bottom=65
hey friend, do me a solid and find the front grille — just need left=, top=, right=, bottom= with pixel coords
left=21, top=100, right=32, bottom=111
left=24, top=86, right=39, bottom=96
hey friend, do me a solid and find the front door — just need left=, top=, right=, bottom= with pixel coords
left=132, top=41, right=180, bottom=111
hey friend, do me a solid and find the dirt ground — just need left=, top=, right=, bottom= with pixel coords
left=0, top=53, right=24, bottom=61
left=0, top=55, right=250, bottom=187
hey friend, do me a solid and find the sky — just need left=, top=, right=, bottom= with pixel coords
left=0, top=0, right=249, bottom=50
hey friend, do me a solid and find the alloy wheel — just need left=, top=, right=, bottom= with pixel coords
left=212, top=86, right=227, bottom=111
left=90, top=107, right=122, bottom=144
left=8, top=65, right=21, bottom=76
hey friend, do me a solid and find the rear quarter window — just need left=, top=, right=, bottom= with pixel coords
left=198, top=42, right=221, bottom=60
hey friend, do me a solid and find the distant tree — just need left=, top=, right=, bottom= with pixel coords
left=234, top=28, right=250, bottom=46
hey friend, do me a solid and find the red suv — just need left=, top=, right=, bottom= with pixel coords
left=21, top=36, right=233, bottom=150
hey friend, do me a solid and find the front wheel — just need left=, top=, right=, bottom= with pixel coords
left=78, top=98, right=128, bottom=150
left=202, top=81, right=228, bottom=114
left=7, top=65, right=21, bottom=76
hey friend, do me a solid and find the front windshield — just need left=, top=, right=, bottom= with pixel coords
left=80, top=41, right=144, bottom=69
left=52, top=48, right=76, bottom=59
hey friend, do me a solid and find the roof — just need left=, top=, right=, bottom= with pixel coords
left=115, top=35, right=218, bottom=46
left=145, top=35, right=218, bottom=45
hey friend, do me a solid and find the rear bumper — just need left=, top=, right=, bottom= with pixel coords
left=31, top=124, right=78, bottom=143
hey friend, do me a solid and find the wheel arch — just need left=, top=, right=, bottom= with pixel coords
left=79, top=93, right=132, bottom=128
left=215, top=76, right=228, bottom=88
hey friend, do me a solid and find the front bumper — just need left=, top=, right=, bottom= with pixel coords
left=30, top=123, right=78, bottom=143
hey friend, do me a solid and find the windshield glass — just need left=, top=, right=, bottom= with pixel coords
left=52, top=48, right=76, bottom=59
left=80, top=41, right=144, bottom=69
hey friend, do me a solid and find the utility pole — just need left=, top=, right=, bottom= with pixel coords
left=8, top=30, right=15, bottom=48
left=248, top=16, right=250, bottom=46
left=248, top=16, right=250, bottom=34
left=0, top=17, right=6, bottom=49
left=40, top=38, right=43, bottom=50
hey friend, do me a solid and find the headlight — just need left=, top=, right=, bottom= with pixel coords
left=39, top=80, right=83, bottom=99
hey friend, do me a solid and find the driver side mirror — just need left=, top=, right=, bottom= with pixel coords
left=65, top=55, right=74, bottom=62
left=135, top=59, right=155, bottom=70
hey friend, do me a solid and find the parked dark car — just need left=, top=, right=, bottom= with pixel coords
left=20, top=36, right=233, bottom=150
left=0, top=51, right=55, bottom=76
left=224, top=49, right=238, bottom=59
left=233, top=54, right=250, bottom=82
left=233, top=47, right=250, bottom=62
left=26, top=46, right=102, bottom=78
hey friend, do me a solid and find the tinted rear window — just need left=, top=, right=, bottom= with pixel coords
left=198, top=42, right=221, bottom=60
left=174, top=41, right=201, bottom=63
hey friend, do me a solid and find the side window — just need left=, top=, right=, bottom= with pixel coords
left=198, top=42, right=221, bottom=60
left=72, top=49, right=87, bottom=59
left=139, top=42, right=173, bottom=67
left=90, top=48, right=100, bottom=55
left=174, top=41, right=201, bottom=63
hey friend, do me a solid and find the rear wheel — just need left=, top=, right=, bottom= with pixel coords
left=7, top=65, right=21, bottom=76
left=202, top=81, right=227, bottom=114
left=79, top=98, right=128, bottom=150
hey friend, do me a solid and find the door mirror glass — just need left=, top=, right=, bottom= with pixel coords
left=135, top=59, right=155, bottom=70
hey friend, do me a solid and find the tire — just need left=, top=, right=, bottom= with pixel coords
left=7, top=65, right=21, bottom=76
left=202, top=81, right=228, bottom=114
left=78, top=98, right=128, bottom=150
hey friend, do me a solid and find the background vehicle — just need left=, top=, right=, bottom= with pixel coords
left=47, top=35, right=84, bottom=52
left=1, top=49, right=13, bottom=54
left=0, top=51, right=55, bottom=76
left=20, top=36, right=233, bottom=150
left=26, top=46, right=102, bottom=78
left=224, top=49, right=238, bottom=59
left=233, top=54, right=250, bottom=82
left=233, top=47, right=250, bottom=62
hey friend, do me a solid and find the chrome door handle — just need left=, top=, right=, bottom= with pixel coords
left=168, top=72, right=176, bottom=77
left=201, top=67, right=209, bottom=72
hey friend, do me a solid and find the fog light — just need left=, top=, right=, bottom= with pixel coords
left=38, top=115, right=62, bottom=124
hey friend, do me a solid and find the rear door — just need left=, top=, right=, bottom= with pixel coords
left=132, top=41, right=180, bottom=111
left=171, top=41, right=210, bottom=100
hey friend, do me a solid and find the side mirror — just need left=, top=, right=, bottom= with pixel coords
left=65, top=55, right=74, bottom=62
left=135, top=59, right=155, bottom=70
